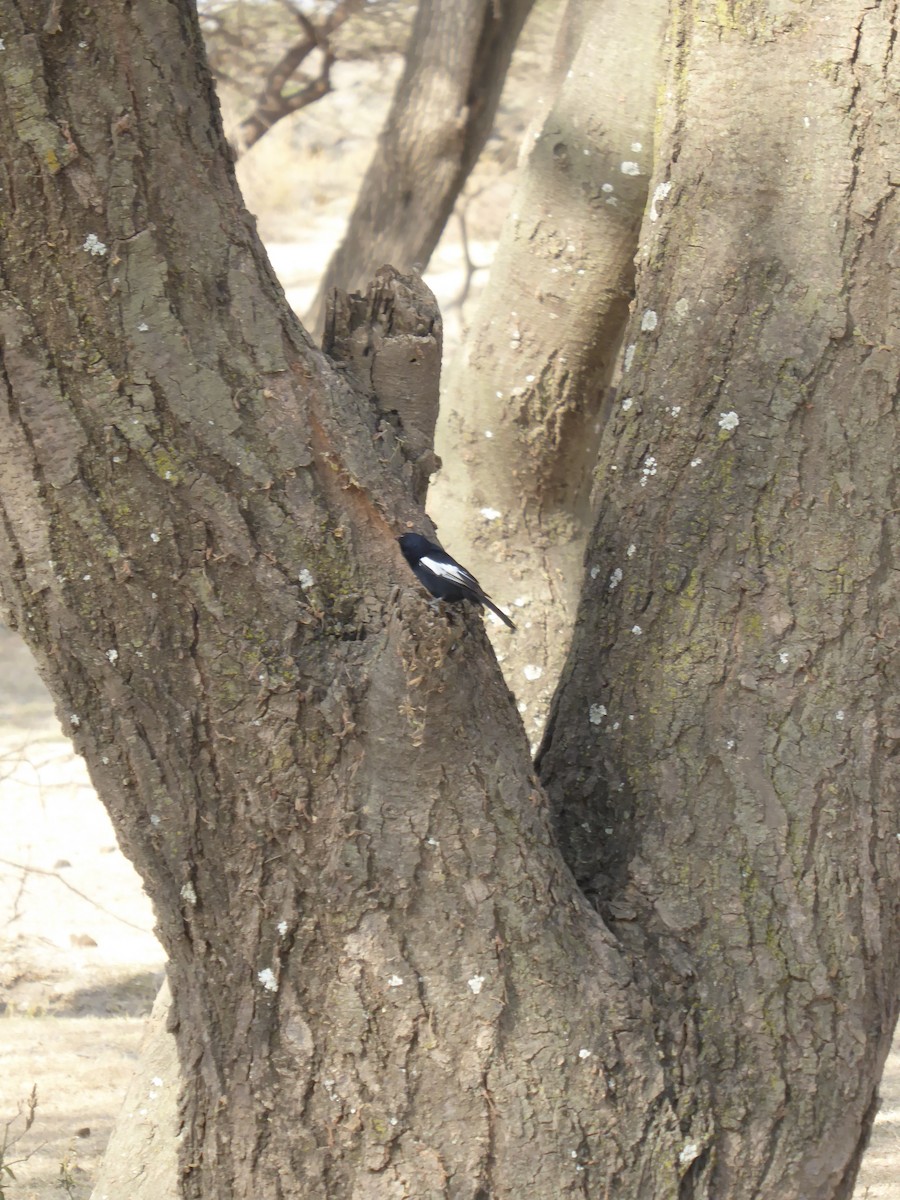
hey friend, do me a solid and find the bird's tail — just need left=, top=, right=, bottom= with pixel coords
left=483, top=596, right=516, bottom=630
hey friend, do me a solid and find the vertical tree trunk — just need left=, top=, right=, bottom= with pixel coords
left=539, top=1, right=900, bottom=1194
left=430, top=0, right=668, bottom=737
left=305, top=0, right=535, bottom=334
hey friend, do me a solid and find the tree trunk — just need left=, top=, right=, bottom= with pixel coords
left=430, top=0, right=668, bottom=738
left=304, top=0, right=535, bottom=335
left=89, top=980, right=180, bottom=1200
left=2, top=1, right=898, bottom=1198
left=539, top=0, right=900, bottom=1194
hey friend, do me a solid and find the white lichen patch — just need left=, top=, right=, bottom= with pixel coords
left=480, top=507, right=501, bottom=521
left=523, top=664, right=543, bottom=681
left=623, top=344, right=636, bottom=372
left=626, top=543, right=636, bottom=558
left=641, top=309, right=658, bottom=332
left=578, top=1048, right=592, bottom=1060
left=82, top=233, right=107, bottom=256
left=106, top=648, right=118, bottom=664
left=679, top=1141, right=700, bottom=1167
left=277, top=920, right=288, bottom=936
left=180, top=882, right=197, bottom=906
left=258, top=967, right=278, bottom=992
left=620, top=161, right=641, bottom=175
left=690, top=457, right=703, bottom=468
left=718, top=411, right=739, bottom=432
left=467, top=975, right=485, bottom=995
left=631, top=625, right=642, bottom=636
left=608, top=567, right=623, bottom=591
left=298, top=568, right=314, bottom=590
left=640, top=455, right=658, bottom=487
left=137, top=321, right=149, bottom=332
left=621, top=397, right=633, bottom=412
left=149, top=531, right=160, bottom=543
left=589, top=704, right=607, bottom=726
left=387, top=974, right=404, bottom=988
left=69, top=714, right=80, bottom=727
left=649, top=180, right=673, bottom=221
left=590, top=565, right=600, bottom=579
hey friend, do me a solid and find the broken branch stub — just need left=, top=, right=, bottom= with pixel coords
left=323, top=265, right=442, bottom=505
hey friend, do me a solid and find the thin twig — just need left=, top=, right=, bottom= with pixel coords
left=0, top=858, right=153, bottom=934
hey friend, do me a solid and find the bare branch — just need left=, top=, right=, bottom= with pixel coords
left=232, top=0, right=365, bottom=156
left=0, top=857, right=153, bottom=934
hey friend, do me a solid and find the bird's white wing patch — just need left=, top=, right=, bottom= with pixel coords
left=420, top=556, right=477, bottom=589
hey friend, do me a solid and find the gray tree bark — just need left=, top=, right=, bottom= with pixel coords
left=305, top=0, right=535, bottom=335
left=539, top=0, right=900, bottom=1194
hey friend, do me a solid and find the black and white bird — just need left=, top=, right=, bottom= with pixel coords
left=398, top=533, right=516, bottom=630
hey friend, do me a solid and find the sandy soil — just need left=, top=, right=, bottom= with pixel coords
left=0, top=627, right=164, bottom=1199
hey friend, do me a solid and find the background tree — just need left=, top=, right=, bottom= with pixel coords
left=0, top=3, right=897, bottom=1200
left=305, top=0, right=536, bottom=332
left=200, top=0, right=539, bottom=337
left=200, top=0, right=408, bottom=155
left=431, top=0, right=668, bottom=733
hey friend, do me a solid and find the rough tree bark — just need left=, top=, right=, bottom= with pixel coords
left=1, top=1, right=898, bottom=1199
left=305, top=0, right=535, bottom=334
left=539, top=0, right=900, bottom=1195
left=430, top=0, right=668, bottom=736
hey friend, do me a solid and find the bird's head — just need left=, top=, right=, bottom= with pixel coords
left=397, top=532, right=432, bottom=563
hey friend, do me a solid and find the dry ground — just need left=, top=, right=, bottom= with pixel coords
left=0, top=628, right=163, bottom=1199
